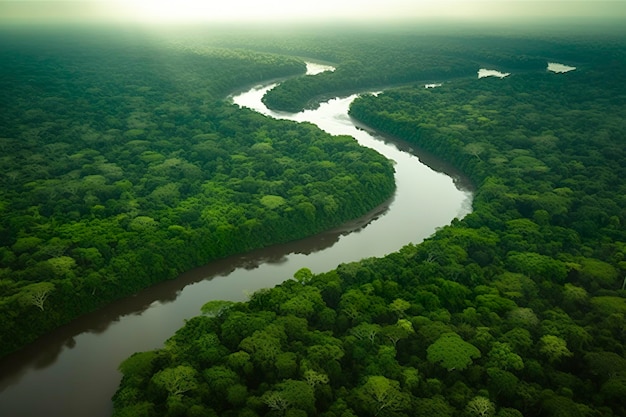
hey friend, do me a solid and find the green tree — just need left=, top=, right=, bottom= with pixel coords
left=413, top=396, right=454, bottom=417
left=487, top=342, right=524, bottom=371
left=118, top=350, right=158, bottom=385
left=600, top=376, right=626, bottom=407
left=293, top=267, right=313, bottom=285
left=381, top=322, right=412, bottom=347
left=506, top=252, right=568, bottom=282
left=264, top=380, right=315, bottom=415
left=351, top=323, right=382, bottom=345
left=240, top=328, right=283, bottom=368
left=21, top=282, right=55, bottom=311
left=355, top=375, right=410, bottom=416
left=303, top=369, right=329, bottom=389
left=427, top=333, right=481, bottom=371
left=46, top=256, right=77, bottom=278
left=496, top=409, right=523, bottom=417
left=500, top=328, right=534, bottom=355
left=275, top=352, right=298, bottom=379
left=152, top=365, right=198, bottom=398
left=306, top=342, right=344, bottom=375
left=585, top=352, right=626, bottom=381
left=264, top=391, right=290, bottom=414
left=201, top=300, right=235, bottom=317
left=203, top=365, right=239, bottom=397
left=400, top=368, right=420, bottom=392
left=562, top=284, right=589, bottom=310
left=389, top=298, right=411, bottom=318
left=226, top=384, right=248, bottom=407
left=465, top=396, right=495, bottom=417
left=577, top=257, right=619, bottom=289
left=226, top=351, right=253, bottom=375
left=487, top=368, right=519, bottom=400
left=539, top=335, right=573, bottom=364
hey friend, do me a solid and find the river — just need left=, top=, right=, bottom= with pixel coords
left=0, top=64, right=472, bottom=417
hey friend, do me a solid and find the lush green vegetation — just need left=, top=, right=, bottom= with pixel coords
left=0, top=30, right=395, bottom=357
left=249, top=33, right=604, bottom=113
left=113, top=33, right=626, bottom=417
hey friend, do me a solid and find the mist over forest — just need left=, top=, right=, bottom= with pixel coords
left=1, top=4, right=625, bottom=417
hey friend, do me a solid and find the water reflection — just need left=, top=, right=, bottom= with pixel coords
left=351, top=122, right=473, bottom=192
left=0, top=66, right=471, bottom=417
left=305, top=62, right=335, bottom=75
left=0, top=194, right=391, bottom=391
left=478, top=68, right=510, bottom=78
left=547, top=62, right=576, bottom=73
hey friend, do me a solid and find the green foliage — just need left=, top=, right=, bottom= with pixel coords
left=118, top=351, right=159, bottom=384
left=590, top=296, right=626, bottom=316
left=577, top=257, right=620, bottom=289
left=257, top=34, right=552, bottom=112
left=9, top=27, right=618, bottom=417
left=340, top=35, right=626, bottom=414
left=539, top=335, right=573, bottom=364
left=0, top=32, right=395, bottom=356
left=427, top=332, right=482, bottom=371
left=19, top=282, right=55, bottom=311
left=152, top=365, right=198, bottom=398
left=354, top=375, right=410, bottom=416
left=585, top=351, right=626, bottom=381
left=465, top=396, right=496, bottom=417
left=413, top=396, right=454, bottom=417
left=200, top=300, right=235, bottom=317
left=293, top=268, right=314, bottom=285
left=486, top=342, right=524, bottom=371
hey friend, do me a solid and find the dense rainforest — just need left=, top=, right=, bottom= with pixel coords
left=250, top=33, right=605, bottom=113
left=0, top=29, right=396, bottom=357
left=113, top=32, right=626, bottom=417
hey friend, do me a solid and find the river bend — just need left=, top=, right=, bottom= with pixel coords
left=0, top=64, right=472, bottom=417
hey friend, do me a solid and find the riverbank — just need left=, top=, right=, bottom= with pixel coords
left=0, top=71, right=471, bottom=417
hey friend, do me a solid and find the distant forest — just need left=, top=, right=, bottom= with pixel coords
left=111, top=31, right=626, bottom=417
left=1, top=27, right=625, bottom=417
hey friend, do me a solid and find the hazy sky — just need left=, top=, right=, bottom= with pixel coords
left=1, top=0, right=625, bottom=25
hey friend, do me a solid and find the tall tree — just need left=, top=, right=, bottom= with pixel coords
left=427, top=332, right=481, bottom=371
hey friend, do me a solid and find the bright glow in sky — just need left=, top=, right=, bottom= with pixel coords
left=119, top=0, right=368, bottom=22
left=1, top=0, right=625, bottom=24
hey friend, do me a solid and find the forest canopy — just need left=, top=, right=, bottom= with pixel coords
left=1, top=25, right=625, bottom=417
left=0, top=30, right=395, bottom=356
left=112, top=31, right=626, bottom=417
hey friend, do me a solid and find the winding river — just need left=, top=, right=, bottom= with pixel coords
left=0, top=63, right=472, bottom=417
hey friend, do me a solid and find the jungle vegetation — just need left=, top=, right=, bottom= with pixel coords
left=112, top=30, right=626, bottom=417
left=0, top=29, right=396, bottom=356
